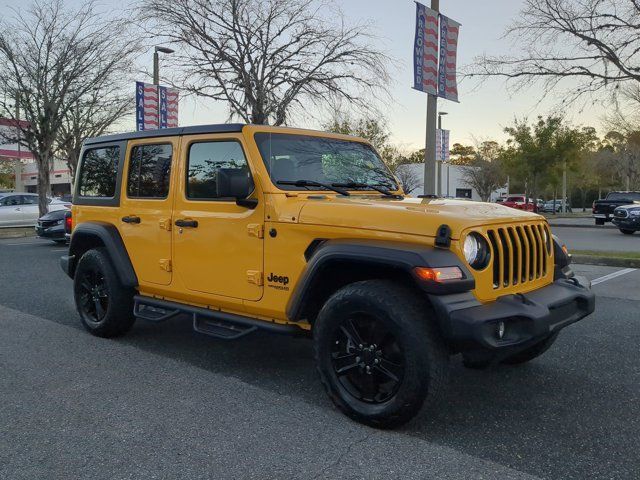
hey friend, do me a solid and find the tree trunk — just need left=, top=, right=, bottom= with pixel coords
left=36, top=153, right=51, bottom=216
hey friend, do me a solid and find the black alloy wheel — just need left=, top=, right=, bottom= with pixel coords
left=331, top=314, right=405, bottom=404
left=77, top=266, right=109, bottom=325
left=313, top=280, right=449, bottom=429
left=73, top=248, right=135, bottom=337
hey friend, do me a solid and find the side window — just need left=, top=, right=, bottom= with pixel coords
left=78, top=146, right=120, bottom=197
left=0, top=195, right=20, bottom=206
left=21, top=195, right=37, bottom=205
left=186, top=141, right=253, bottom=200
left=127, top=144, right=172, bottom=199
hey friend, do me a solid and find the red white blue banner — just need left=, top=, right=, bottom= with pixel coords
left=413, top=2, right=439, bottom=95
left=136, top=82, right=159, bottom=131
left=437, top=14, right=460, bottom=103
left=137, top=82, right=179, bottom=131
left=159, top=86, right=180, bottom=129
left=436, top=129, right=450, bottom=161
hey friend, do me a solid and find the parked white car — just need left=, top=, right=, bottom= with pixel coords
left=0, top=192, right=71, bottom=227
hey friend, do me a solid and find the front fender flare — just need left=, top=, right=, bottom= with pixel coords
left=286, top=239, right=474, bottom=321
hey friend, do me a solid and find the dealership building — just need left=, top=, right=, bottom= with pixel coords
left=0, top=118, right=72, bottom=195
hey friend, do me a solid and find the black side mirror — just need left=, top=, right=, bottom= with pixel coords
left=217, top=168, right=257, bottom=209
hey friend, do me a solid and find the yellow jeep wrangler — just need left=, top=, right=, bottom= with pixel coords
left=61, top=124, right=595, bottom=428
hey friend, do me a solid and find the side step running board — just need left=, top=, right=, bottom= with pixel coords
left=133, top=295, right=303, bottom=340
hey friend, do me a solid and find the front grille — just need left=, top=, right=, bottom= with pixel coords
left=39, top=220, right=58, bottom=228
left=486, top=223, right=550, bottom=290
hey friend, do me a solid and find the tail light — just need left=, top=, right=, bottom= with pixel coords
left=64, top=211, right=72, bottom=234
left=592, top=201, right=596, bottom=213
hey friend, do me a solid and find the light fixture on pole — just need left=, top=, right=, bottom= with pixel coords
left=153, top=46, right=175, bottom=85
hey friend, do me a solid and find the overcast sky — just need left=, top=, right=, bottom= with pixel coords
left=0, top=0, right=607, bottom=150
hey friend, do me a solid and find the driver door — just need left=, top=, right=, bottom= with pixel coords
left=172, top=134, right=264, bottom=301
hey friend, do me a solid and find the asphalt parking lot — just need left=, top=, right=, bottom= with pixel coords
left=1, top=236, right=639, bottom=479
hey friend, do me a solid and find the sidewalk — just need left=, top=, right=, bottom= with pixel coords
left=545, top=216, right=615, bottom=229
left=0, top=227, right=36, bottom=239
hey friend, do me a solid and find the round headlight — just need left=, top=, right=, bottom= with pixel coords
left=463, top=232, right=490, bottom=269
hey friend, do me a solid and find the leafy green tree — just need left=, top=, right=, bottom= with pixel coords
left=449, top=143, right=476, bottom=165
left=0, top=161, right=15, bottom=189
left=503, top=116, right=593, bottom=204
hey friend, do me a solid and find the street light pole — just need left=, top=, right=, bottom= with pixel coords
left=423, top=0, right=439, bottom=196
left=153, top=46, right=175, bottom=85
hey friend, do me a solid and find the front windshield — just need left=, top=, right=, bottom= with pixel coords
left=608, top=192, right=640, bottom=201
left=254, top=133, right=398, bottom=191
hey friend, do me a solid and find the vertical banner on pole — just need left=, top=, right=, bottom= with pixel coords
left=135, top=82, right=160, bottom=130
left=438, top=14, right=461, bottom=102
left=166, top=88, right=179, bottom=128
left=135, top=82, right=145, bottom=131
left=159, top=86, right=168, bottom=129
left=435, top=129, right=450, bottom=161
left=413, top=2, right=439, bottom=95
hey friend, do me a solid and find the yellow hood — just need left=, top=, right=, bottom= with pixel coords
left=297, top=196, right=542, bottom=239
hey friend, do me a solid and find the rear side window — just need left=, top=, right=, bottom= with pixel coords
left=78, top=146, right=120, bottom=197
left=127, top=144, right=172, bottom=199
left=186, top=141, right=251, bottom=200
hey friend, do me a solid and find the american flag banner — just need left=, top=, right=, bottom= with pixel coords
left=159, top=86, right=179, bottom=128
left=437, top=14, right=461, bottom=103
left=436, top=129, right=450, bottom=161
left=136, top=81, right=160, bottom=131
left=166, top=88, right=179, bottom=128
left=413, top=2, right=439, bottom=95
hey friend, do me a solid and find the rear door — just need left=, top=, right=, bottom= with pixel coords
left=20, top=194, right=40, bottom=225
left=119, top=137, right=177, bottom=286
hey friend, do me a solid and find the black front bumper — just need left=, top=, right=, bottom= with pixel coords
left=35, top=224, right=66, bottom=240
left=612, top=217, right=640, bottom=230
left=429, top=276, right=595, bottom=353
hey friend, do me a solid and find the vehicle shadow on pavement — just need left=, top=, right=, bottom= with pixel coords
left=117, top=310, right=634, bottom=480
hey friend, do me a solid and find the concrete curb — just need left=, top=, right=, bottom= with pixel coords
left=572, top=254, right=640, bottom=268
left=548, top=222, right=616, bottom=229
left=0, top=227, right=36, bottom=239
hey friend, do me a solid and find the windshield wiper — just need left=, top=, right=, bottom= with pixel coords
left=331, top=181, right=401, bottom=197
left=277, top=180, right=350, bottom=196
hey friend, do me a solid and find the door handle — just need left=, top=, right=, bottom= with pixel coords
left=122, top=215, right=141, bottom=224
left=175, top=219, right=198, bottom=228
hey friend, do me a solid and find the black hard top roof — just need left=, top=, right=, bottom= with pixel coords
left=84, top=123, right=246, bottom=145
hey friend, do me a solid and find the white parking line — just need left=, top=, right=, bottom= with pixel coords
left=591, top=268, right=636, bottom=286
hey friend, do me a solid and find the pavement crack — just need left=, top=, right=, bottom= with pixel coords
left=310, top=432, right=372, bottom=479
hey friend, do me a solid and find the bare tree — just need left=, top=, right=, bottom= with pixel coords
left=460, top=142, right=507, bottom=202
left=469, top=0, right=640, bottom=103
left=58, top=88, right=134, bottom=180
left=0, top=0, right=140, bottom=214
left=393, top=164, right=422, bottom=195
left=139, top=0, right=390, bottom=125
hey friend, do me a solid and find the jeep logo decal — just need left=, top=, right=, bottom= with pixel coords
left=267, top=273, right=290, bottom=291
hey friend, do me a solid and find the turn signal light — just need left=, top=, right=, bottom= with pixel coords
left=414, top=266, right=464, bottom=282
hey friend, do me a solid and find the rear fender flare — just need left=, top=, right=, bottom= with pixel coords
left=67, top=222, right=138, bottom=288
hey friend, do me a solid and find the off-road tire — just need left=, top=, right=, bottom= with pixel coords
left=595, top=219, right=605, bottom=226
left=620, top=229, right=635, bottom=235
left=501, top=332, right=559, bottom=365
left=74, top=248, right=136, bottom=338
left=313, top=280, right=449, bottom=429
